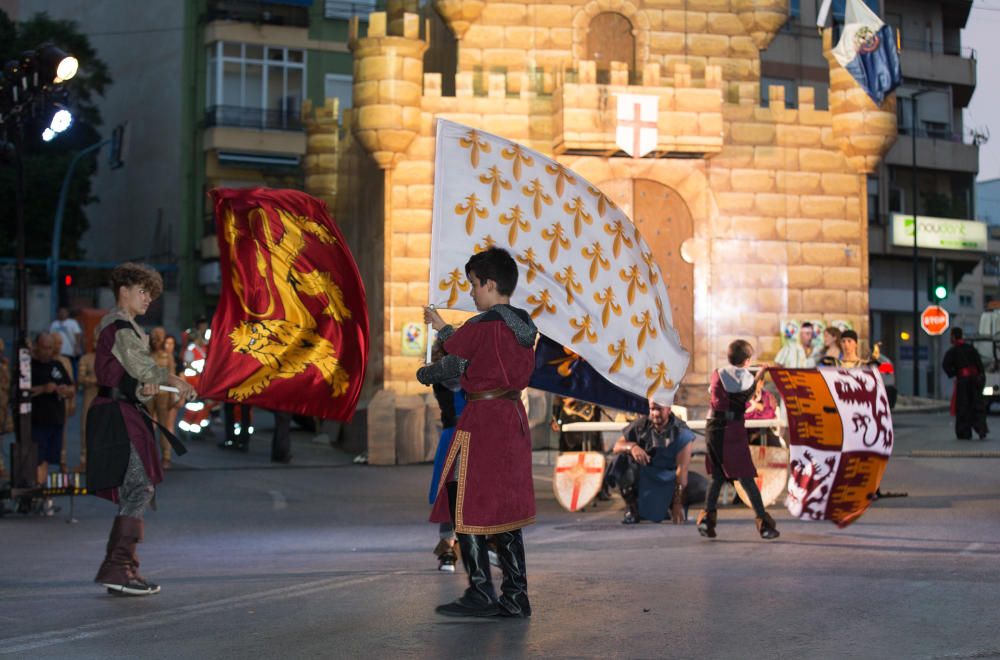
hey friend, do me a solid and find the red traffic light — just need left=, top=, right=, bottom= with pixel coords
left=63, top=274, right=72, bottom=286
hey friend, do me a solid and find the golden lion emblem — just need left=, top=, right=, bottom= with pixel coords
left=224, top=205, right=354, bottom=402
left=228, top=319, right=350, bottom=401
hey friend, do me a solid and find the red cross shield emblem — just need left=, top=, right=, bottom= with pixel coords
left=553, top=451, right=606, bottom=512
left=615, top=93, right=659, bottom=158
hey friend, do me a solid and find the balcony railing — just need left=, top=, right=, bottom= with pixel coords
left=899, top=37, right=975, bottom=59
left=897, top=126, right=971, bottom=144
left=205, top=105, right=303, bottom=131
left=205, top=0, right=310, bottom=28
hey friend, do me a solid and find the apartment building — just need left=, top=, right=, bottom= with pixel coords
left=762, top=0, right=981, bottom=396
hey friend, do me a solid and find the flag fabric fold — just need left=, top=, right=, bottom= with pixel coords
left=429, top=119, right=690, bottom=406
left=201, top=187, right=369, bottom=422
left=831, top=0, right=902, bottom=105
left=771, top=366, right=894, bottom=527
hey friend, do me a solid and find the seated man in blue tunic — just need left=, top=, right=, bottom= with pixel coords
left=605, top=399, right=697, bottom=525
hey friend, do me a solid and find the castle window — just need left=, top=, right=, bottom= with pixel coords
left=587, top=13, right=634, bottom=84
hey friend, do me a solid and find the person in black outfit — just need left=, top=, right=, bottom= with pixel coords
left=942, top=327, right=988, bottom=441
left=29, top=333, right=75, bottom=490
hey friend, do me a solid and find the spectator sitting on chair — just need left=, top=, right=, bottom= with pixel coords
left=605, top=398, right=703, bottom=525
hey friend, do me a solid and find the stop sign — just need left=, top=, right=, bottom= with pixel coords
left=921, top=305, right=950, bottom=336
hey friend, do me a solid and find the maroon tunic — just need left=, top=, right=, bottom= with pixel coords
left=429, top=317, right=536, bottom=534
left=705, top=368, right=757, bottom=480
left=91, top=321, right=163, bottom=502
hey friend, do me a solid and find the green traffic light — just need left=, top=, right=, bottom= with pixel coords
left=934, top=285, right=948, bottom=300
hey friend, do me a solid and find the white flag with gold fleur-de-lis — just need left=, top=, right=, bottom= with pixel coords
left=428, top=119, right=689, bottom=405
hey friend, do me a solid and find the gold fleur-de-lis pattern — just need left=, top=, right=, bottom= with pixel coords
left=428, top=120, right=689, bottom=405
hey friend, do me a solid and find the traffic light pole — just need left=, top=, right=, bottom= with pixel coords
left=49, top=136, right=111, bottom=320
left=12, top=122, right=35, bottom=490
left=911, top=95, right=920, bottom=397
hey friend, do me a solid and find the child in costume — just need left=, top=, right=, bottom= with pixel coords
left=89, top=263, right=195, bottom=596
left=418, top=247, right=537, bottom=618
left=697, top=339, right=780, bottom=540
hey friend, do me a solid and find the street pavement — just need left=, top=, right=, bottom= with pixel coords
left=1, top=405, right=998, bottom=659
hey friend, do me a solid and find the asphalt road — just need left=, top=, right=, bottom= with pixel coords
left=1, top=408, right=998, bottom=659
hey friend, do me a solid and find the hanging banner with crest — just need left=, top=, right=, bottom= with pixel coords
left=428, top=120, right=689, bottom=406
left=201, top=188, right=369, bottom=422
left=771, top=366, right=894, bottom=527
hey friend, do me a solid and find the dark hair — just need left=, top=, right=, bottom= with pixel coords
left=801, top=321, right=814, bottom=329
left=728, top=339, right=753, bottom=366
left=110, top=262, right=163, bottom=301
left=951, top=327, right=964, bottom=340
left=841, top=329, right=858, bottom=342
left=465, top=247, right=518, bottom=296
left=824, top=326, right=842, bottom=340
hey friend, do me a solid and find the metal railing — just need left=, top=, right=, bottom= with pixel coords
left=898, top=37, right=976, bottom=59
left=205, top=105, right=303, bottom=131
left=896, top=126, right=971, bottom=144
left=205, top=0, right=310, bottom=28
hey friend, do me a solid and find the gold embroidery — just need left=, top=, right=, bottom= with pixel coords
left=501, top=143, right=534, bottom=181
left=604, top=219, right=634, bottom=258
left=459, top=129, right=491, bottom=167
left=452, top=429, right=535, bottom=535
left=526, top=289, right=556, bottom=318
left=581, top=241, right=610, bottom=282
left=645, top=362, right=674, bottom=398
left=545, top=163, right=577, bottom=198
left=619, top=264, right=648, bottom=305
left=554, top=265, right=583, bottom=305
left=455, top=193, right=489, bottom=235
left=631, top=310, right=658, bottom=350
left=564, top=196, right=593, bottom=238
left=479, top=165, right=512, bottom=205
left=607, top=338, right=634, bottom=373
left=569, top=314, right=598, bottom=344
left=522, top=178, right=553, bottom=219
left=516, top=247, right=545, bottom=283
left=498, top=205, right=530, bottom=246
left=594, top=287, right=622, bottom=327
left=541, top=222, right=570, bottom=263
left=439, top=268, right=470, bottom=307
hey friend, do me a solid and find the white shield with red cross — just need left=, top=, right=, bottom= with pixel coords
left=553, top=451, right=606, bottom=512
left=615, top=93, right=659, bottom=158
left=734, top=444, right=790, bottom=508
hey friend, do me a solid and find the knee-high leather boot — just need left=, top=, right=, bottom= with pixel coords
left=95, top=516, right=159, bottom=596
left=494, top=529, right=531, bottom=617
left=436, top=533, right=498, bottom=617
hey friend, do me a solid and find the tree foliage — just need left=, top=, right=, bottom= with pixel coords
left=0, top=11, right=113, bottom=261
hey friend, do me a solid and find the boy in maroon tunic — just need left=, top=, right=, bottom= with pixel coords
left=697, top=339, right=780, bottom=540
left=89, top=263, right=195, bottom=596
left=419, top=248, right=537, bottom=618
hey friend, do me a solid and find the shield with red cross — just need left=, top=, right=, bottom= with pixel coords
left=734, top=444, right=790, bottom=509
left=553, top=451, right=606, bottom=512
left=615, top=93, right=659, bottom=158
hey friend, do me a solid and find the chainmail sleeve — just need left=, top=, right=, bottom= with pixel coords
left=416, top=354, right=469, bottom=386
left=111, top=325, right=169, bottom=402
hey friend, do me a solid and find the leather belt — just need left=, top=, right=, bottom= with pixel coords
left=707, top=409, right=743, bottom=422
left=958, top=366, right=980, bottom=378
left=465, top=388, right=522, bottom=402
left=98, top=385, right=135, bottom=403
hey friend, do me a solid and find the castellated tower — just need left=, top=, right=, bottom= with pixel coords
left=307, top=0, right=901, bottom=456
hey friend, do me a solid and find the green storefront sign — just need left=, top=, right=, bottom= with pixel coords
left=891, top=213, right=988, bottom=252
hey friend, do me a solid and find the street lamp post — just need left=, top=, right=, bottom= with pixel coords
left=910, top=89, right=934, bottom=397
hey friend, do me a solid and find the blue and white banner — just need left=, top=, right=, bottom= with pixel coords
left=831, top=0, right=902, bottom=105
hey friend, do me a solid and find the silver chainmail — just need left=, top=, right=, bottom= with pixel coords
left=117, top=445, right=154, bottom=519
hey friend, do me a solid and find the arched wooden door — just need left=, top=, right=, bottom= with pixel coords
left=586, top=13, right=634, bottom=83
left=598, top=178, right=695, bottom=353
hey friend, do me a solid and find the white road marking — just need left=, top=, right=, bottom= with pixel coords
left=960, top=542, right=983, bottom=556
left=0, top=572, right=396, bottom=655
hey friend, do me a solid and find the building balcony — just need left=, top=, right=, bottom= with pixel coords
left=204, top=0, right=310, bottom=28
left=898, top=40, right=976, bottom=104
left=552, top=61, right=724, bottom=158
left=885, top=129, right=979, bottom=174
left=206, top=105, right=303, bottom=132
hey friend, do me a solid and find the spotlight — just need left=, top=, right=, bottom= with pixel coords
left=36, top=44, right=78, bottom=85
left=41, top=104, right=73, bottom=140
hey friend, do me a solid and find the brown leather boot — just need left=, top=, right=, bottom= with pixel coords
left=756, top=512, right=780, bottom=540
left=696, top=510, right=717, bottom=538
left=95, top=516, right=159, bottom=596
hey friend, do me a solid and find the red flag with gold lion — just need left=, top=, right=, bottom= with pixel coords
left=200, top=188, right=369, bottom=421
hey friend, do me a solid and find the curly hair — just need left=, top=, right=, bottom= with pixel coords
left=110, top=262, right=163, bottom=301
